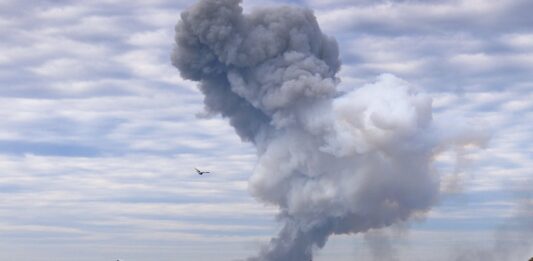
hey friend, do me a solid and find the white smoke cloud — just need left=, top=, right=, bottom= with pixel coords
left=172, top=0, right=487, bottom=260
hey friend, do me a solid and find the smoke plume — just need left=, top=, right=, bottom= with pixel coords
left=172, top=0, right=485, bottom=260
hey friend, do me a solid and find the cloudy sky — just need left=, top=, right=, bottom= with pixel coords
left=0, top=0, right=531, bottom=260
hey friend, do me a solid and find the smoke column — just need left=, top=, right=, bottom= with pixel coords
left=172, top=0, right=485, bottom=260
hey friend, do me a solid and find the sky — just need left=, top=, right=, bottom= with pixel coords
left=0, top=0, right=532, bottom=260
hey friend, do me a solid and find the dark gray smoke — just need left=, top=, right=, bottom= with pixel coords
left=172, top=0, right=485, bottom=260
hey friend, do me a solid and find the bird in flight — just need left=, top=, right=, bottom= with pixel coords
left=195, top=168, right=210, bottom=175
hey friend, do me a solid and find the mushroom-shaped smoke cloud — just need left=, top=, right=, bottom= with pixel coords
left=172, top=0, right=486, bottom=260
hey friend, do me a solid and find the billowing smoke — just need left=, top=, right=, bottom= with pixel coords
left=171, top=0, right=485, bottom=260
